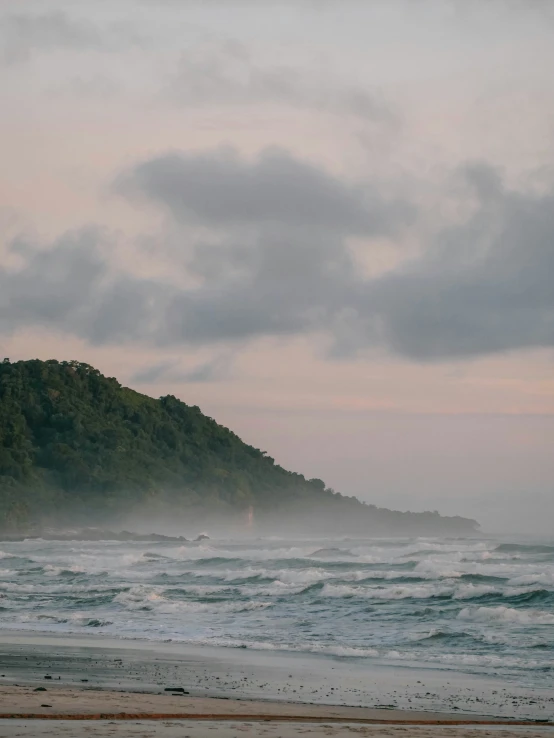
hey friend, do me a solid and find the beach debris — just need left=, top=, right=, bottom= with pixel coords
left=164, top=687, right=189, bottom=693
left=40, top=704, right=52, bottom=707
left=34, top=687, right=47, bottom=691
left=44, top=675, right=52, bottom=679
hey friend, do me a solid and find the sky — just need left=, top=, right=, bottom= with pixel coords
left=1, top=0, right=553, bottom=534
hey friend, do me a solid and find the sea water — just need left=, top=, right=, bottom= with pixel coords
left=0, top=535, right=553, bottom=689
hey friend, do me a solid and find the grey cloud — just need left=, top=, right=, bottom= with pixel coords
left=163, top=226, right=354, bottom=344
left=0, top=11, right=143, bottom=65
left=3, top=152, right=553, bottom=363
left=0, top=229, right=107, bottom=329
left=0, top=12, right=104, bottom=64
left=167, top=43, right=394, bottom=122
left=131, top=360, right=178, bottom=384
left=117, top=153, right=554, bottom=359
left=0, top=228, right=172, bottom=345
left=183, top=354, right=231, bottom=382
left=117, top=147, right=411, bottom=234
left=358, top=172, right=554, bottom=360
left=131, top=354, right=233, bottom=384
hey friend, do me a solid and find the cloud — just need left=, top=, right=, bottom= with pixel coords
left=166, top=42, right=394, bottom=122
left=0, top=12, right=104, bottom=64
left=0, top=11, right=143, bottom=65
left=116, top=146, right=411, bottom=344
left=183, top=354, right=231, bottom=382
left=345, top=163, right=554, bottom=360
left=0, top=228, right=171, bottom=345
left=131, top=360, right=176, bottom=384
left=132, top=353, right=234, bottom=384
left=0, top=228, right=108, bottom=329
left=2, top=150, right=553, bottom=363
left=117, top=146, right=410, bottom=234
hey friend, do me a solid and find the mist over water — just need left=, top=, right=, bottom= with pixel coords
left=1, top=534, right=553, bottom=689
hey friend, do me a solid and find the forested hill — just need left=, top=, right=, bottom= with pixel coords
left=0, top=359, right=478, bottom=536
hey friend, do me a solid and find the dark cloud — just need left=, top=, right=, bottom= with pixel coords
left=167, top=42, right=394, bottom=123
left=117, top=147, right=410, bottom=234
left=3, top=152, right=553, bottom=362
left=0, top=228, right=171, bottom=345
left=117, top=147, right=405, bottom=344
left=0, top=229, right=107, bottom=329
left=354, top=167, right=554, bottom=360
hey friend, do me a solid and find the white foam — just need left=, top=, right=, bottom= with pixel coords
left=172, top=544, right=312, bottom=562
left=113, top=584, right=271, bottom=614
left=453, top=583, right=497, bottom=599
left=43, top=564, right=86, bottom=576
left=321, top=582, right=452, bottom=599
left=458, top=605, right=554, bottom=625
left=508, top=571, right=554, bottom=588
left=197, top=566, right=334, bottom=585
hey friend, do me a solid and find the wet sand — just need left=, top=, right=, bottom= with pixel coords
left=0, top=632, right=552, bottom=736
left=1, top=687, right=553, bottom=738
left=0, top=684, right=523, bottom=722
left=1, top=721, right=554, bottom=738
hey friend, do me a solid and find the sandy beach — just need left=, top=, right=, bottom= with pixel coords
left=1, top=685, right=553, bottom=738
left=1, top=632, right=552, bottom=737
left=2, top=721, right=554, bottom=738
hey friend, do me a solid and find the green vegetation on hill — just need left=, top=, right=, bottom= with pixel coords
left=0, top=359, right=478, bottom=535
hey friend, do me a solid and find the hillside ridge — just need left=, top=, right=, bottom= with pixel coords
left=0, top=358, right=478, bottom=535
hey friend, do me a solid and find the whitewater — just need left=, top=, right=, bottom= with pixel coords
left=1, top=535, right=553, bottom=689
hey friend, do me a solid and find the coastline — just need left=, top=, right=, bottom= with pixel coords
left=0, top=631, right=552, bottom=725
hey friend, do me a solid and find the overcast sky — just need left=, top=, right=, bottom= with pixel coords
left=1, top=0, right=553, bottom=533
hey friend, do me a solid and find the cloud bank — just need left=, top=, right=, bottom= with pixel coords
left=2, top=148, right=553, bottom=362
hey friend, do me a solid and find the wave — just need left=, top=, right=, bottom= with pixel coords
left=113, top=585, right=272, bottom=613
left=409, top=628, right=473, bottom=643
left=194, top=566, right=336, bottom=585
left=320, top=583, right=453, bottom=600
left=35, top=614, right=114, bottom=627
left=318, top=581, right=554, bottom=604
left=43, top=564, right=88, bottom=577
left=173, top=545, right=315, bottom=562
left=309, top=548, right=357, bottom=558
left=495, top=543, right=554, bottom=555
left=3, top=534, right=554, bottom=691
left=458, top=605, right=554, bottom=625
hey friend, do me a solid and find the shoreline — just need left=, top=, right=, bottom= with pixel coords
left=0, top=631, right=552, bottom=726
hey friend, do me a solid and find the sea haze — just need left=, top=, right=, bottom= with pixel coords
left=0, top=535, right=553, bottom=691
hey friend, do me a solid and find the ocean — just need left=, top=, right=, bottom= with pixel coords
left=1, top=535, right=553, bottom=690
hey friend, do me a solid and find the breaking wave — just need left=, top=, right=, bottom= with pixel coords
left=0, top=533, right=553, bottom=686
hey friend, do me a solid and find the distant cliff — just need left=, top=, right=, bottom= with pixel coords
left=0, top=359, right=479, bottom=536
